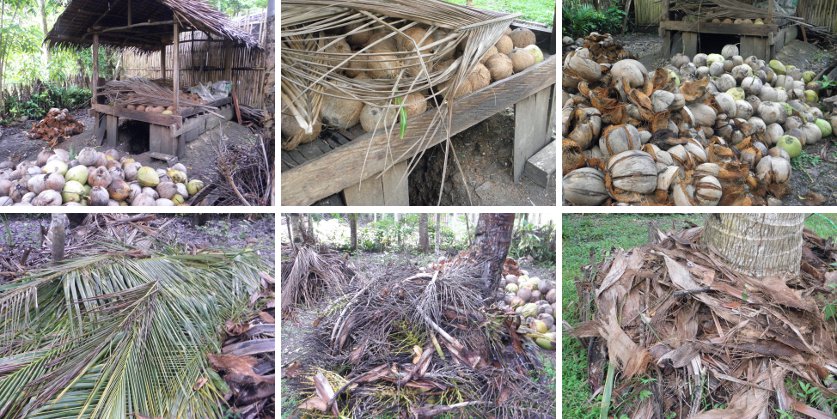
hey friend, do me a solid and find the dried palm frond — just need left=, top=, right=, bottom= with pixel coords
left=0, top=249, right=264, bottom=418
left=99, top=78, right=216, bottom=112
left=280, top=245, right=354, bottom=314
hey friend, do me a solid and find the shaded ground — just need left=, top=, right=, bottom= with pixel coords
left=409, top=110, right=556, bottom=206
left=0, top=111, right=260, bottom=183
left=281, top=250, right=556, bottom=417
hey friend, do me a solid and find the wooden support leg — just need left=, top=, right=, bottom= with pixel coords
left=95, top=113, right=106, bottom=145
left=682, top=32, right=698, bottom=57
left=342, top=161, right=409, bottom=205
left=105, top=115, right=118, bottom=148
left=513, top=87, right=552, bottom=183
left=149, top=124, right=177, bottom=156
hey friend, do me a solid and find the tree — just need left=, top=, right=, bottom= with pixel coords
left=702, top=214, right=806, bottom=278
left=348, top=213, right=358, bottom=251
left=473, top=213, right=515, bottom=297
left=419, top=214, right=429, bottom=253
left=434, top=214, right=441, bottom=256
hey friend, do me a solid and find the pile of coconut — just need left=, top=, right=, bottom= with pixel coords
left=496, top=272, right=557, bottom=350
left=282, top=26, right=545, bottom=148
left=562, top=41, right=832, bottom=205
left=27, top=108, right=85, bottom=145
left=0, top=147, right=205, bottom=206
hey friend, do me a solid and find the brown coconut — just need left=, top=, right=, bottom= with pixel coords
left=479, top=45, right=499, bottom=64
left=281, top=112, right=322, bottom=147
left=396, top=26, right=431, bottom=52
left=359, top=104, right=398, bottom=132
left=467, top=63, right=491, bottom=91
left=508, top=28, right=536, bottom=48
left=321, top=85, right=364, bottom=129
left=367, top=54, right=400, bottom=79
left=402, top=92, right=428, bottom=117
left=367, top=31, right=398, bottom=53
left=495, top=35, right=513, bottom=54
left=485, top=53, right=513, bottom=81
left=438, top=78, right=473, bottom=100
left=346, top=22, right=373, bottom=47
left=509, top=49, right=535, bottom=72
left=323, top=38, right=352, bottom=69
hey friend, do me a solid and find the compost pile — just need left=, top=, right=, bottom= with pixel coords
left=280, top=244, right=354, bottom=314
left=563, top=38, right=834, bottom=205
left=0, top=146, right=206, bottom=206
left=285, top=255, right=554, bottom=418
left=214, top=135, right=274, bottom=206
left=209, top=272, right=276, bottom=418
left=27, top=108, right=85, bottom=147
left=571, top=225, right=837, bottom=417
left=280, top=0, right=542, bottom=152
left=99, top=78, right=213, bottom=114
left=561, top=33, right=633, bottom=64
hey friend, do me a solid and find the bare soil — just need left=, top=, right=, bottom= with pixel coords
left=409, top=110, right=557, bottom=206
left=0, top=111, right=260, bottom=183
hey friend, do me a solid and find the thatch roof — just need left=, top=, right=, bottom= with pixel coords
left=45, top=0, right=260, bottom=51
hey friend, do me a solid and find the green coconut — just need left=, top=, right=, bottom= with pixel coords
left=531, top=319, right=548, bottom=333
left=777, top=135, right=802, bottom=158
left=187, top=179, right=204, bottom=195
left=137, top=166, right=160, bottom=187
left=726, top=87, right=745, bottom=101
left=706, top=53, right=724, bottom=67
left=535, top=332, right=555, bottom=350
left=62, top=180, right=85, bottom=203
left=769, top=59, right=786, bottom=75
left=815, top=118, right=832, bottom=137
left=65, top=165, right=89, bottom=185
left=522, top=45, right=543, bottom=63
left=804, top=90, right=819, bottom=103
left=521, top=303, right=538, bottom=318
left=505, top=283, right=519, bottom=293
left=803, top=71, right=817, bottom=83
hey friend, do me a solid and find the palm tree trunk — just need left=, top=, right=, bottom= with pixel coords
left=473, top=213, right=515, bottom=297
left=701, top=213, right=806, bottom=278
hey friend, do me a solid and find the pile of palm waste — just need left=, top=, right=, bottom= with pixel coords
left=570, top=224, right=836, bottom=417
left=0, top=215, right=273, bottom=418
left=280, top=244, right=355, bottom=315
left=284, top=254, right=554, bottom=418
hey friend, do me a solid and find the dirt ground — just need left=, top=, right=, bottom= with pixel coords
left=409, top=109, right=557, bottom=206
left=0, top=111, right=260, bottom=182
left=0, top=214, right=275, bottom=278
left=280, top=250, right=557, bottom=414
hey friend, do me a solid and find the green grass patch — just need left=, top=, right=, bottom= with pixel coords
left=562, top=213, right=835, bottom=417
left=444, top=0, right=555, bottom=25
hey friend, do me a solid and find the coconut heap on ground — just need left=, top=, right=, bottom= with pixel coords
left=0, top=147, right=205, bottom=206
left=283, top=254, right=555, bottom=418
left=27, top=108, right=85, bottom=147
left=570, top=222, right=836, bottom=417
left=281, top=0, right=544, bottom=150
left=495, top=257, right=558, bottom=342
left=562, top=33, right=833, bottom=206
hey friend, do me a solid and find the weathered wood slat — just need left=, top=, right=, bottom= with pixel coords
left=281, top=55, right=557, bottom=206
left=660, top=21, right=778, bottom=36
left=523, top=140, right=556, bottom=188
left=513, top=86, right=552, bottom=183
left=93, top=104, right=182, bottom=126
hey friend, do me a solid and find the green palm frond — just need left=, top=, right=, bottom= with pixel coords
left=0, top=250, right=264, bottom=419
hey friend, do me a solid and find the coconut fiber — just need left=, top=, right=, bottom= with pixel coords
left=571, top=224, right=836, bottom=417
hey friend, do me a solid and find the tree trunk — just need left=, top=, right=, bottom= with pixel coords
left=395, top=213, right=402, bottom=251
left=434, top=214, right=441, bottom=256
left=464, top=214, right=471, bottom=245
left=349, top=214, right=358, bottom=251
left=419, top=214, right=428, bottom=253
left=47, top=214, right=68, bottom=264
left=37, top=0, right=49, bottom=66
left=306, top=214, right=314, bottom=241
left=473, top=213, right=515, bottom=297
left=701, top=213, right=806, bottom=278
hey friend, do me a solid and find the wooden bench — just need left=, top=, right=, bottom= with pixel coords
left=281, top=54, right=557, bottom=206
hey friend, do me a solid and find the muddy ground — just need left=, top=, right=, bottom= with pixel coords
left=409, top=109, right=556, bottom=206
left=0, top=111, right=260, bottom=183
left=0, top=214, right=275, bottom=278
left=280, top=250, right=557, bottom=415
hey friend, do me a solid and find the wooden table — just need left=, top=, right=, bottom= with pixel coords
left=281, top=55, right=557, bottom=206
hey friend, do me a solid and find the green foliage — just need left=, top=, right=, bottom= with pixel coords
left=510, top=219, right=555, bottom=265
left=562, top=0, right=625, bottom=39
left=785, top=377, right=837, bottom=414
left=2, top=84, right=90, bottom=120
left=357, top=215, right=467, bottom=253
left=820, top=75, right=837, bottom=90
left=444, top=0, right=555, bottom=26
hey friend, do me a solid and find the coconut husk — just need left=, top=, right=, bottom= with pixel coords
left=27, top=108, right=85, bottom=147
left=571, top=223, right=837, bottom=418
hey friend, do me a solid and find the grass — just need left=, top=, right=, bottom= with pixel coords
left=561, top=214, right=836, bottom=418
left=444, top=0, right=555, bottom=25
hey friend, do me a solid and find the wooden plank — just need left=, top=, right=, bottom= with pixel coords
left=381, top=161, right=409, bottom=205
left=105, top=115, right=118, bottom=148
left=284, top=150, right=306, bottom=166
left=513, top=86, right=551, bottom=183
left=149, top=124, right=176, bottom=155
left=660, top=21, right=777, bottom=36
left=92, top=104, right=182, bottom=126
left=281, top=151, right=299, bottom=169
left=95, top=114, right=106, bottom=145
left=160, top=44, right=166, bottom=79
left=281, top=55, right=557, bottom=205
left=523, top=140, right=556, bottom=188
left=343, top=176, right=385, bottom=206
left=148, top=152, right=178, bottom=164
left=682, top=32, right=698, bottom=57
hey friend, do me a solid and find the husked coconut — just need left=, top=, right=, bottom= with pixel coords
left=87, top=167, right=113, bottom=188
left=485, top=53, right=513, bottom=81
left=345, top=22, right=372, bottom=47
left=467, top=63, right=491, bottom=90
left=396, top=26, right=431, bottom=52
left=495, top=35, right=513, bottom=54
left=281, top=113, right=322, bottom=145
left=509, top=49, right=535, bottom=72
left=321, top=85, right=364, bottom=129
left=322, top=38, right=352, bottom=69
left=508, top=28, right=536, bottom=48
left=401, top=92, right=428, bottom=117
left=108, top=178, right=131, bottom=201
left=479, top=45, right=498, bottom=63
left=359, top=103, right=398, bottom=132
left=32, top=189, right=62, bottom=206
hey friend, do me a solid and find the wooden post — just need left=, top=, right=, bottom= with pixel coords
left=160, top=45, right=166, bottom=79
left=92, top=33, right=99, bottom=106
left=127, top=0, right=132, bottom=25
left=513, top=87, right=551, bottom=183
left=224, top=41, right=233, bottom=81
left=173, top=23, right=179, bottom=113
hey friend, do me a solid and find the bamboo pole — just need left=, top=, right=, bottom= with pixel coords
left=173, top=23, right=179, bottom=112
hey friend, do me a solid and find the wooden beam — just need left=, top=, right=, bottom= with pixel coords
left=93, top=104, right=182, bottom=126
left=96, top=20, right=175, bottom=34
left=92, top=33, right=99, bottom=106
left=173, top=23, right=179, bottom=113
left=160, top=44, right=166, bottom=79
left=660, top=21, right=777, bottom=36
left=281, top=55, right=557, bottom=205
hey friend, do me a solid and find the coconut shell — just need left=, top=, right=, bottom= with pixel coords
left=495, top=35, right=513, bottom=54
left=479, top=45, right=498, bottom=63
left=485, top=53, right=513, bottom=81
left=321, top=86, right=364, bottom=129
left=607, top=150, right=658, bottom=194
left=396, top=26, right=430, bottom=52
left=467, top=63, right=491, bottom=91
left=281, top=113, right=322, bottom=148
left=508, top=28, right=536, bottom=48
left=359, top=104, right=398, bottom=132
left=323, top=38, right=352, bottom=69
left=402, top=92, right=427, bottom=117
left=509, top=49, right=535, bottom=72
left=367, top=54, right=400, bottom=79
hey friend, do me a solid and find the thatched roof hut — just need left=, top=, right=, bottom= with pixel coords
left=45, top=0, right=260, bottom=51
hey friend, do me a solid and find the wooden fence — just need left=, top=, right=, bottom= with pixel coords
left=121, top=10, right=271, bottom=109
left=634, top=0, right=663, bottom=26
left=796, top=0, right=837, bottom=33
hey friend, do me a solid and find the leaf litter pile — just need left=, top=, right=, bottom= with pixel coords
left=571, top=224, right=836, bottom=418
left=282, top=249, right=555, bottom=418
left=0, top=214, right=275, bottom=418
